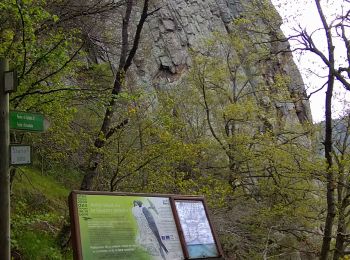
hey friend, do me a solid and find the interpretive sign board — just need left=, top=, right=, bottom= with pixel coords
left=69, top=191, right=223, bottom=260
left=10, top=145, right=31, bottom=165
left=9, top=111, right=45, bottom=132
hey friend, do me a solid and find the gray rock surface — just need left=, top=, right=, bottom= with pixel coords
left=83, top=0, right=312, bottom=129
left=128, top=0, right=312, bottom=128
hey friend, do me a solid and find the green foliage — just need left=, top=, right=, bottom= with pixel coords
left=13, top=231, right=63, bottom=260
left=183, top=25, right=321, bottom=258
left=11, top=167, right=72, bottom=259
left=1, top=0, right=90, bottom=169
left=0, top=0, right=329, bottom=258
left=12, top=167, right=69, bottom=206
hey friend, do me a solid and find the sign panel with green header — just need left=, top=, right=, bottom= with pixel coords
left=70, top=192, right=185, bottom=260
left=69, top=191, right=224, bottom=260
left=9, top=111, right=45, bottom=132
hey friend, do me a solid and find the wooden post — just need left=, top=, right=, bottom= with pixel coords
left=0, top=59, right=10, bottom=260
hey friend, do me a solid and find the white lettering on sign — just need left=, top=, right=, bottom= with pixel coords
left=16, top=114, right=35, bottom=121
left=24, top=115, right=35, bottom=120
left=23, top=123, right=34, bottom=128
left=16, top=123, right=33, bottom=128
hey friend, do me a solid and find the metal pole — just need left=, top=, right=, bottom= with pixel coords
left=0, top=59, right=10, bottom=260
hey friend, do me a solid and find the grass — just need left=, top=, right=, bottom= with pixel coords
left=13, top=231, right=64, bottom=260
left=13, top=167, right=69, bottom=202
left=11, top=166, right=73, bottom=259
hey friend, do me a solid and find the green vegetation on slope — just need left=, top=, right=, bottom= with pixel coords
left=11, top=167, right=72, bottom=260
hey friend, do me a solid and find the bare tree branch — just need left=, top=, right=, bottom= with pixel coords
left=16, top=0, right=26, bottom=78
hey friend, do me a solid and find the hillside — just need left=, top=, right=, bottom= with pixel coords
left=11, top=167, right=75, bottom=259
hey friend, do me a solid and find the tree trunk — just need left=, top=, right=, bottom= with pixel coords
left=334, top=162, right=347, bottom=260
left=79, top=0, right=152, bottom=191
left=315, top=0, right=337, bottom=258
left=319, top=73, right=335, bottom=260
left=333, top=203, right=345, bottom=260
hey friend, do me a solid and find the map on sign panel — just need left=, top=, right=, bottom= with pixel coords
left=175, top=200, right=218, bottom=259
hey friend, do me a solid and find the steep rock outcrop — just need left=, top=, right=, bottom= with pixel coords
left=82, top=0, right=311, bottom=128
left=128, top=0, right=312, bottom=128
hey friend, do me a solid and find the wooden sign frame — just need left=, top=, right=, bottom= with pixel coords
left=69, top=190, right=224, bottom=260
left=170, top=196, right=224, bottom=259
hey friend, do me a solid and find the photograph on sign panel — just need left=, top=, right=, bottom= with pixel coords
left=76, top=194, right=183, bottom=260
left=175, top=200, right=218, bottom=259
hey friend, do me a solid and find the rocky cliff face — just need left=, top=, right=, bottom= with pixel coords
left=127, top=0, right=312, bottom=128
left=82, top=0, right=311, bottom=130
left=77, top=1, right=315, bottom=257
left=141, top=0, right=236, bottom=74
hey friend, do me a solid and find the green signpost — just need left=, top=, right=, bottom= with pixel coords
left=9, top=111, right=46, bottom=132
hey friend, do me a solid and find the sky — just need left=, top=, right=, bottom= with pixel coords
left=271, top=0, right=350, bottom=122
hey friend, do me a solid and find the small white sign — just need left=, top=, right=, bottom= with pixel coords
left=10, top=145, right=31, bottom=165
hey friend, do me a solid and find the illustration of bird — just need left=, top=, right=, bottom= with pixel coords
left=133, top=200, right=168, bottom=259
left=147, top=198, right=159, bottom=215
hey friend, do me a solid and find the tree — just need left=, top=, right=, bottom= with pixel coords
left=0, top=0, right=85, bottom=194
left=79, top=0, right=160, bottom=190
left=273, top=0, right=350, bottom=258
left=182, top=19, right=320, bottom=257
left=299, top=2, right=350, bottom=259
left=330, top=114, right=350, bottom=259
left=0, top=0, right=138, bottom=254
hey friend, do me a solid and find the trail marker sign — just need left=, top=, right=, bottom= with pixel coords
left=9, top=111, right=47, bottom=132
